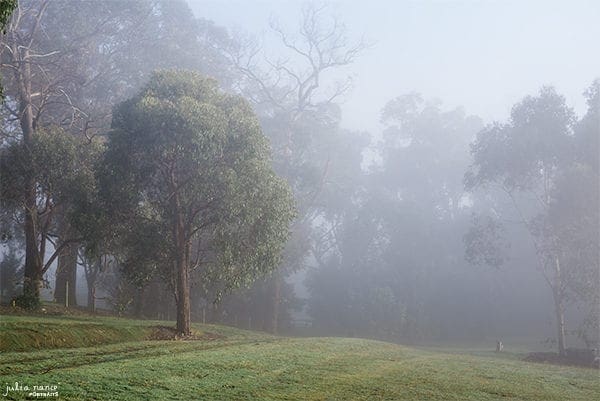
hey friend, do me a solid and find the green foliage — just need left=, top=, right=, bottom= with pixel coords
left=464, top=215, right=510, bottom=269
left=12, top=293, right=41, bottom=310
left=0, top=0, right=16, bottom=98
left=0, top=245, right=22, bottom=302
left=464, top=83, right=599, bottom=354
left=548, top=81, right=600, bottom=346
left=465, top=87, right=575, bottom=191
left=0, top=0, right=16, bottom=31
left=0, top=127, right=101, bottom=234
left=463, top=86, right=576, bottom=272
left=102, top=70, right=295, bottom=295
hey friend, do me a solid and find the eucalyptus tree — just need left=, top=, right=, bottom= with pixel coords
left=0, top=0, right=240, bottom=305
left=307, top=94, right=483, bottom=341
left=0, top=127, right=100, bottom=304
left=0, top=0, right=15, bottom=98
left=547, top=80, right=599, bottom=347
left=0, top=0, right=149, bottom=304
left=376, top=96, right=479, bottom=340
left=103, top=71, right=295, bottom=335
left=227, top=3, right=368, bottom=333
left=465, top=87, right=578, bottom=355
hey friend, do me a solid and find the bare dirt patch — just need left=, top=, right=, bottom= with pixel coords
left=148, top=325, right=225, bottom=341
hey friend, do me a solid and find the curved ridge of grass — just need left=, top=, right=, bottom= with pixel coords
left=0, top=319, right=152, bottom=352
left=0, top=313, right=270, bottom=352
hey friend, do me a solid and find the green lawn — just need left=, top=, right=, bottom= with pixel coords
left=1, top=314, right=598, bottom=400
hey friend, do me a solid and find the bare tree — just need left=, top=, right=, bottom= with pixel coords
left=225, top=2, right=369, bottom=333
left=230, top=3, right=368, bottom=117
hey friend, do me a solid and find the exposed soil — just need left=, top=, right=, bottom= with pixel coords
left=148, top=325, right=225, bottom=341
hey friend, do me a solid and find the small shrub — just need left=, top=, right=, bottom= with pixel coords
left=12, top=293, right=41, bottom=310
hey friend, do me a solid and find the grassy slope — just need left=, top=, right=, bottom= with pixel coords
left=0, top=313, right=265, bottom=351
left=0, top=315, right=153, bottom=352
left=1, top=315, right=598, bottom=401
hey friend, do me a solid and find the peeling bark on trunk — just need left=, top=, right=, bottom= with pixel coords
left=19, top=45, right=43, bottom=301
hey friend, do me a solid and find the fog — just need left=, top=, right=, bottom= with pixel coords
left=181, top=0, right=599, bottom=349
left=191, top=0, right=600, bottom=130
left=1, top=0, right=598, bottom=360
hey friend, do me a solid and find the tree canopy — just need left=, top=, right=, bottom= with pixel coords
left=102, top=70, right=295, bottom=334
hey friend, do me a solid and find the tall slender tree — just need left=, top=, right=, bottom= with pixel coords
left=465, top=87, right=577, bottom=355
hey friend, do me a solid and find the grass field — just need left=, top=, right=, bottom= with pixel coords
left=1, top=314, right=598, bottom=401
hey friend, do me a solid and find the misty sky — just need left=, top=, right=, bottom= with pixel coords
left=188, top=0, right=600, bottom=132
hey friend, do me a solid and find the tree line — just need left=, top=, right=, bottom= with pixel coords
left=305, top=86, right=598, bottom=355
left=0, top=0, right=297, bottom=336
left=0, top=1, right=598, bottom=353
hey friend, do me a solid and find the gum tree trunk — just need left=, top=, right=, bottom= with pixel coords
left=87, top=283, right=96, bottom=313
left=267, top=272, right=282, bottom=334
left=54, top=242, right=78, bottom=306
left=175, top=249, right=191, bottom=335
left=18, top=45, right=43, bottom=302
left=553, top=257, right=566, bottom=356
left=174, top=204, right=191, bottom=336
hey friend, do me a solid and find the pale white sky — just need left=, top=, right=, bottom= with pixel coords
left=188, top=0, right=600, bottom=132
